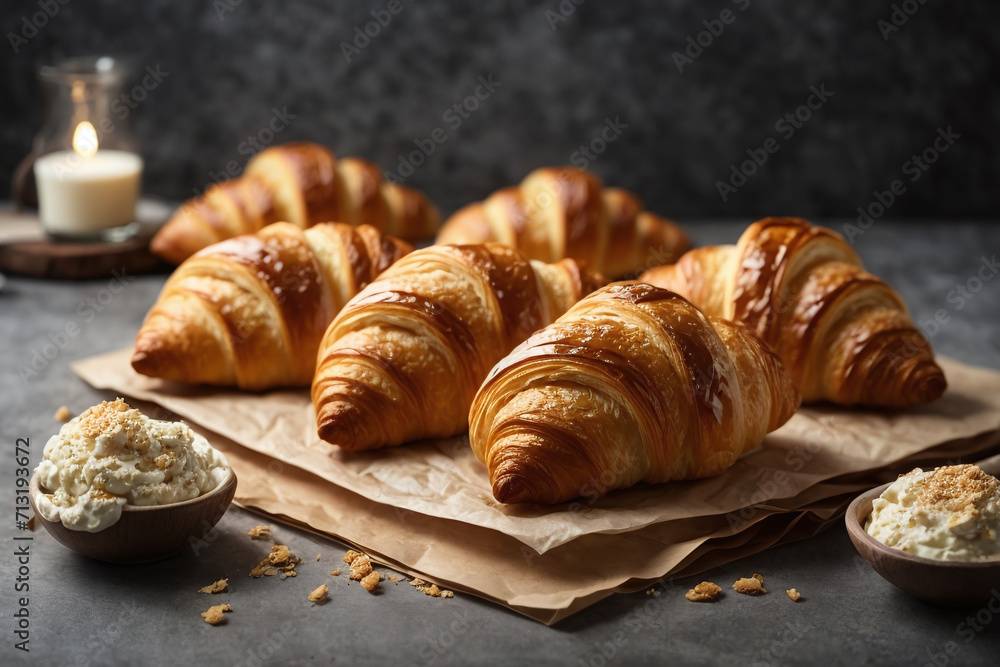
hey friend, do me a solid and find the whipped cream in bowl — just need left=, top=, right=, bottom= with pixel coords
left=846, top=461, right=1000, bottom=606
left=866, top=465, right=1000, bottom=561
left=29, top=399, right=236, bottom=563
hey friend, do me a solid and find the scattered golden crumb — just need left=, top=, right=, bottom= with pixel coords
left=645, top=588, right=660, bottom=598
left=733, top=577, right=767, bottom=595
left=387, top=575, right=401, bottom=584
left=308, top=584, right=329, bottom=603
left=409, top=578, right=426, bottom=587
left=316, top=554, right=321, bottom=562
left=201, top=604, right=231, bottom=625
left=685, top=581, right=721, bottom=602
left=349, top=555, right=373, bottom=581
left=753, top=573, right=765, bottom=584
left=54, top=406, right=71, bottom=422
left=343, top=549, right=363, bottom=564
left=360, top=571, right=381, bottom=593
left=198, top=578, right=228, bottom=594
left=330, top=570, right=341, bottom=576
left=250, top=544, right=301, bottom=578
left=440, top=590, right=454, bottom=598
left=248, top=525, right=272, bottom=540
left=786, top=588, right=802, bottom=601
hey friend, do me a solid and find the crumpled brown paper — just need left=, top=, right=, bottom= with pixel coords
left=71, top=351, right=1000, bottom=623
left=73, top=351, right=1000, bottom=553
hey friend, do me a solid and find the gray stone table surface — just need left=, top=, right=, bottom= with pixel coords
left=2, top=219, right=999, bottom=667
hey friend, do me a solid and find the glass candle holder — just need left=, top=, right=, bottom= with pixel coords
left=33, top=56, right=143, bottom=242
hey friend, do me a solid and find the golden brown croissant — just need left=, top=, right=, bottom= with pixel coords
left=312, top=243, right=607, bottom=451
left=151, top=142, right=439, bottom=264
left=469, top=283, right=801, bottom=505
left=132, top=222, right=412, bottom=390
left=435, top=167, right=690, bottom=277
left=640, top=217, right=946, bottom=408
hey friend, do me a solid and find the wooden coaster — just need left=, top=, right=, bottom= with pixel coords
left=0, top=203, right=174, bottom=280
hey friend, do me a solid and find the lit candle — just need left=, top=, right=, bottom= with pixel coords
left=34, top=120, right=143, bottom=237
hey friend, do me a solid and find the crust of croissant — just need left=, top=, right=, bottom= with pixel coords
left=639, top=217, right=946, bottom=408
left=312, top=243, right=607, bottom=451
left=151, top=142, right=439, bottom=264
left=468, top=283, right=800, bottom=505
left=436, top=167, right=689, bottom=277
left=132, top=222, right=412, bottom=390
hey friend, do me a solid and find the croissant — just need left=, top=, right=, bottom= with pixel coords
left=151, top=142, right=439, bottom=264
left=640, top=217, right=946, bottom=408
left=132, top=222, right=413, bottom=390
left=469, top=283, right=801, bottom=505
left=312, top=243, right=607, bottom=451
left=435, top=167, right=690, bottom=277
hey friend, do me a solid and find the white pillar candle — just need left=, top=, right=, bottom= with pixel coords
left=34, top=149, right=143, bottom=235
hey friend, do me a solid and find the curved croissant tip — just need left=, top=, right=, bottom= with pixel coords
left=491, top=473, right=538, bottom=505
left=905, top=362, right=948, bottom=406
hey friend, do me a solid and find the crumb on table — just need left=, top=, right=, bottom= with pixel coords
left=308, top=584, right=329, bottom=603
left=685, top=581, right=721, bottom=602
left=201, top=604, right=231, bottom=625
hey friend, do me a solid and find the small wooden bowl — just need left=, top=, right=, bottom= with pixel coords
left=29, top=470, right=236, bottom=564
left=846, top=482, right=1000, bottom=606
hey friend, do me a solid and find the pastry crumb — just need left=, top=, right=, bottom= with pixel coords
left=733, top=577, right=767, bottom=595
left=440, top=590, right=454, bottom=598
left=349, top=555, right=373, bottom=581
left=250, top=544, right=301, bottom=578
left=343, top=549, right=363, bottom=564
left=308, top=584, right=329, bottom=603
left=409, top=578, right=426, bottom=587
left=645, top=588, right=660, bottom=598
left=387, top=575, right=401, bottom=584
left=685, top=581, right=721, bottom=602
left=54, top=406, right=71, bottom=422
left=201, top=604, right=231, bottom=625
left=786, top=588, right=802, bottom=602
left=360, top=571, right=381, bottom=593
left=330, top=570, right=341, bottom=576
left=316, top=554, right=321, bottom=562
left=198, top=578, right=228, bottom=594
left=248, top=525, right=272, bottom=541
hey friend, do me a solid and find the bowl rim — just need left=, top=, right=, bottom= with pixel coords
left=30, top=467, right=236, bottom=516
left=846, top=480, right=1000, bottom=570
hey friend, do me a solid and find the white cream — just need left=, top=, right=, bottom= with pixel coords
left=866, top=464, right=1000, bottom=561
left=34, top=399, right=230, bottom=533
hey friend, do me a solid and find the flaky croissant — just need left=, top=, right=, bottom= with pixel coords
left=132, top=222, right=412, bottom=390
left=640, top=217, right=946, bottom=408
left=435, top=167, right=689, bottom=277
left=469, top=283, right=801, bottom=505
left=151, top=142, right=439, bottom=264
left=312, top=243, right=607, bottom=451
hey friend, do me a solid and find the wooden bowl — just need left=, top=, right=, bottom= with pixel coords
left=29, top=470, right=236, bottom=564
left=845, top=481, right=1000, bottom=606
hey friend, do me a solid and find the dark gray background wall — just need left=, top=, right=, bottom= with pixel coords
left=1, top=0, right=996, bottom=220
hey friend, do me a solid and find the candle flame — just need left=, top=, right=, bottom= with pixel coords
left=72, top=121, right=98, bottom=159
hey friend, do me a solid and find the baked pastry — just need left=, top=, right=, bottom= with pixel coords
left=132, top=222, right=412, bottom=390
left=312, top=243, right=607, bottom=450
left=640, top=217, right=946, bottom=407
left=151, top=142, right=439, bottom=264
left=469, top=283, right=800, bottom=504
left=435, top=167, right=689, bottom=277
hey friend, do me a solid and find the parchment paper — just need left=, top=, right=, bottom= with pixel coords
left=72, top=351, right=1000, bottom=553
